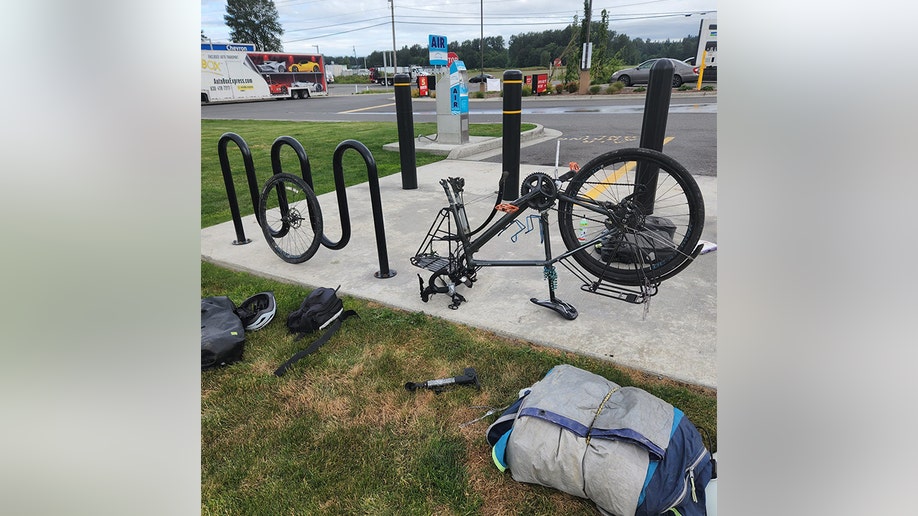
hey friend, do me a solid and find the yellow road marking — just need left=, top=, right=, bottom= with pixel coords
left=340, top=102, right=396, bottom=114
left=583, top=137, right=674, bottom=199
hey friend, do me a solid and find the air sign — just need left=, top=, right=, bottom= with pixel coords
left=429, top=34, right=448, bottom=66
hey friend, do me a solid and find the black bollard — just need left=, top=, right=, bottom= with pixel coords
left=501, top=70, right=523, bottom=200
left=394, top=73, right=418, bottom=190
left=635, top=59, right=675, bottom=214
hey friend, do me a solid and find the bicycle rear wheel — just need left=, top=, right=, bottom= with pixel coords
left=258, top=173, right=323, bottom=264
left=557, top=147, right=705, bottom=286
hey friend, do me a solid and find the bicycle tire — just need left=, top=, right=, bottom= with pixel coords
left=257, top=173, right=324, bottom=264
left=557, top=147, right=705, bottom=286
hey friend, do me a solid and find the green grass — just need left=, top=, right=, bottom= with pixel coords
left=201, top=120, right=716, bottom=514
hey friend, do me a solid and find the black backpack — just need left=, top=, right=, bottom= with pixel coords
left=274, top=286, right=357, bottom=376
left=201, top=296, right=246, bottom=370
left=600, top=215, right=677, bottom=264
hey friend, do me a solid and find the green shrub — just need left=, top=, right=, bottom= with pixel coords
left=701, top=85, right=715, bottom=91
left=472, top=91, right=485, bottom=99
left=521, top=85, right=533, bottom=97
left=634, top=86, right=646, bottom=92
left=606, top=81, right=624, bottom=94
left=678, top=84, right=692, bottom=91
left=589, top=85, right=601, bottom=95
left=337, top=75, right=371, bottom=84
left=564, top=81, right=579, bottom=93
left=554, top=83, right=563, bottom=94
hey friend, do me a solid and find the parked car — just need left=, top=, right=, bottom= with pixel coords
left=683, top=57, right=716, bottom=82
left=468, top=73, right=495, bottom=83
left=258, top=60, right=287, bottom=74
left=288, top=61, right=320, bottom=73
left=610, top=58, right=699, bottom=87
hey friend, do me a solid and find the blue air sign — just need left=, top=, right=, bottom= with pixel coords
left=429, top=34, right=448, bottom=66
left=449, top=60, right=468, bottom=115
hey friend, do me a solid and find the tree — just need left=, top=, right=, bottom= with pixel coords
left=563, top=15, right=582, bottom=84
left=224, top=0, right=284, bottom=52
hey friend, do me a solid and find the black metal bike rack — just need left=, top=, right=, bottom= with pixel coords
left=329, top=139, right=396, bottom=279
left=215, top=133, right=395, bottom=279
left=270, top=135, right=314, bottom=188
left=217, top=132, right=260, bottom=245
left=267, top=136, right=323, bottom=240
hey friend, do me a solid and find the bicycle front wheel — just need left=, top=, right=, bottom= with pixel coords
left=258, top=173, right=323, bottom=264
left=558, top=147, right=705, bottom=286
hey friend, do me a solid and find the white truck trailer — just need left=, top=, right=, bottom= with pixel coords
left=201, top=44, right=327, bottom=103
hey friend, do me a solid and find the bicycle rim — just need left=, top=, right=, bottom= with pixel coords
left=558, top=148, right=704, bottom=286
left=258, top=173, right=323, bottom=264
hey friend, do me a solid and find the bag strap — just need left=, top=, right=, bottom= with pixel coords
left=273, top=310, right=357, bottom=377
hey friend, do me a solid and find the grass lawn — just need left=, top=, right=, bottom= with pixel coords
left=201, top=120, right=716, bottom=514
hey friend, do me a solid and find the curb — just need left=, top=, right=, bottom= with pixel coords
left=381, top=124, right=547, bottom=160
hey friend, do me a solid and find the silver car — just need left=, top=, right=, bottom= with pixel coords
left=257, top=60, right=288, bottom=74
left=610, top=58, right=699, bottom=87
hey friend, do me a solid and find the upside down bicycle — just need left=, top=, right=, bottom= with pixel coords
left=410, top=147, right=706, bottom=320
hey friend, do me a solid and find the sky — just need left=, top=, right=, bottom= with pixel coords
left=201, top=0, right=716, bottom=59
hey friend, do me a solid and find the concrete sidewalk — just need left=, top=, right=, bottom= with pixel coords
left=201, top=151, right=717, bottom=388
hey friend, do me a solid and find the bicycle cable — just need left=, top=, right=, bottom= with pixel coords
left=465, top=170, right=508, bottom=238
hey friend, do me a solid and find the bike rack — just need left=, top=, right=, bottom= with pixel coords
left=329, top=139, right=396, bottom=279
left=216, top=132, right=261, bottom=245
left=215, top=133, right=395, bottom=279
left=266, top=135, right=322, bottom=242
left=270, top=136, right=315, bottom=188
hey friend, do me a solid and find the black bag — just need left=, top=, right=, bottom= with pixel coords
left=601, top=215, right=677, bottom=264
left=201, top=296, right=246, bottom=369
left=286, top=286, right=345, bottom=338
left=275, top=286, right=357, bottom=376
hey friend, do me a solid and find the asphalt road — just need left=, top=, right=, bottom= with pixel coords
left=201, top=86, right=717, bottom=177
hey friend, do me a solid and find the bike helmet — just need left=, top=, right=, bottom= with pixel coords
left=237, top=292, right=276, bottom=331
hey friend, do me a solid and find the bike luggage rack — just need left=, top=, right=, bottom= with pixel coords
left=558, top=257, right=658, bottom=305
left=215, top=132, right=395, bottom=279
left=410, top=207, right=459, bottom=274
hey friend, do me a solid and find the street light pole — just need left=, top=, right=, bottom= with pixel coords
left=480, top=0, right=484, bottom=77
left=314, top=45, right=320, bottom=54
left=389, top=0, right=397, bottom=70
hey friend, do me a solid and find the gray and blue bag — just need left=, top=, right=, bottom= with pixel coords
left=486, top=365, right=715, bottom=516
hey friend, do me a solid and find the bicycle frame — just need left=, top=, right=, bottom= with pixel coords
left=412, top=171, right=663, bottom=320
left=445, top=179, right=607, bottom=271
